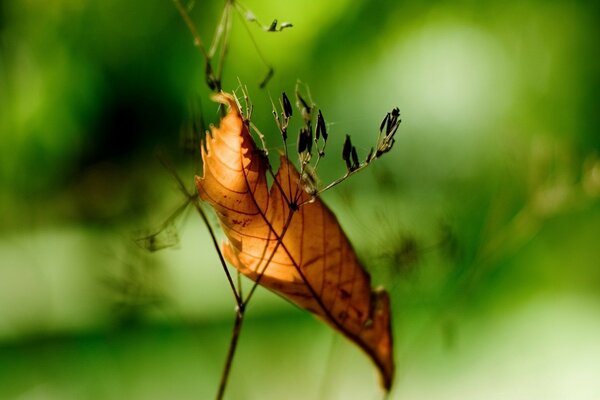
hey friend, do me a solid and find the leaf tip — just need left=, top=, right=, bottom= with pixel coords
left=211, top=91, right=240, bottom=115
left=372, top=288, right=394, bottom=391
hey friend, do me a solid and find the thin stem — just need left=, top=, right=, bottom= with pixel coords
left=208, top=1, right=230, bottom=57
left=172, top=0, right=209, bottom=59
left=312, top=140, right=327, bottom=171
left=234, top=3, right=274, bottom=78
left=192, top=199, right=243, bottom=307
left=266, top=163, right=292, bottom=208
left=156, top=151, right=242, bottom=306
left=136, top=196, right=191, bottom=241
left=297, top=160, right=372, bottom=207
left=267, top=93, right=293, bottom=205
left=236, top=270, right=243, bottom=299
left=248, top=121, right=268, bottom=155
left=243, top=205, right=295, bottom=304
left=216, top=304, right=246, bottom=400
left=215, top=1, right=233, bottom=84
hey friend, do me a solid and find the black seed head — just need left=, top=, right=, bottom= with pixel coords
left=380, top=113, right=389, bottom=133
left=386, top=107, right=401, bottom=136
left=282, top=92, right=293, bottom=118
left=386, top=118, right=393, bottom=135
left=344, top=158, right=352, bottom=171
left=268, top=19, right=278, bottom=32
left=366, top=147, right=374, bottom=162
left=297, top=128, right=308, bottom=153
left=297, top=93, right=311, bottom=113
left=351, top=146, right=359, bottom=169
left=298, top=127, right=313, bottom=155
left=316, top=109, right=328, bottom=141
left=342, top=134, right=352, bottom=162
left=259, top=68, right=274, bottom=89
left=305, top=126, right=313, bottom=155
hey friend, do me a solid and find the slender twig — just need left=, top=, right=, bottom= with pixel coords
left=157, top=152, right=243, bottom=306
left=248, top=121, right=268, bottom=155
left=172, top=0, right=209, bottom=59
left=297, top=162, right=370, bottom=207
left=191, top=198, right=243, bottom=307
left=236, top=270, right=243, bottom=299
left=268, top=93, right=294, bottom=206
left=170, top=3, right=312, bottom=397
left=215, top=1, right=233, bottom=84
left=209, top=1, right=230, bottom=58
left=215, top=304, right=245, bottom=400
left=160, top=149, right=246, bottom=397
left=311, top=140, right=327, bottom=171
left=212, top=160, right=295, bottom=399
left=266, top=163, right=292, bottom=208
left=233, top=3, right=274, bottom=87
left=243, top=205, right=296, bottom=304
left=135, top=196, right=192, bottom=251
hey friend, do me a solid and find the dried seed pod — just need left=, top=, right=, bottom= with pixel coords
left=296, top=93, right=312, bottom=122
left=387, top=108, right=401, bottom=136
left=267, top=19, right=278, bottom=32
left=305, top=125, right=313, bottom=155
left=342, top=135, right=353, bottom=170
left=351, top=146, right=359, bottom=170
left=380, top=113, right=389, bottom=133
left=282, top=92, right=293, bottom=118
left=374, top=107, right=401, bottom=158
left=366, top=147, right=374, bottom=163
left=342, top=134, right=352, bottom=161
left=298, top=127, right=313, bottom=156
left=297, top=94, right=310, bottom=112
left=316, top=109, right=328, bottom=141
left=298, top=128, right=308, bottom=153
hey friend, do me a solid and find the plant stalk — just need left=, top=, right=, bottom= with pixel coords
left=216, top=305, right=246, bottom=400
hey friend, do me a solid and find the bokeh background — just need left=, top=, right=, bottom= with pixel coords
left=1, top=0, right=600, bottom=399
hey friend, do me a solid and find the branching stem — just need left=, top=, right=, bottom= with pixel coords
left=156, top=148, right=245, bottom=398
left=170, top=2, right=287, bottom=397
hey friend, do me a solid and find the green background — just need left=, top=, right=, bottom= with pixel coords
left=1, top=0, right=599, bottom=399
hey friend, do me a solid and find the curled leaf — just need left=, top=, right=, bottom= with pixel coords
left=196, top=93, right=394, bottom=390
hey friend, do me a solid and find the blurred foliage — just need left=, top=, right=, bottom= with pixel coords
left=1, top=0, right=599, bottom=399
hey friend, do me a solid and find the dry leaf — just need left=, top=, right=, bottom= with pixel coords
left=196, top=93, right=394, bottom=390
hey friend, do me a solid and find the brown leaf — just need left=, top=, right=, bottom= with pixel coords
left=196, top=93, right=394, bottom=390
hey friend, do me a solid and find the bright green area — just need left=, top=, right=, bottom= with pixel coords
left=1, top=0, right=599, bottom=399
